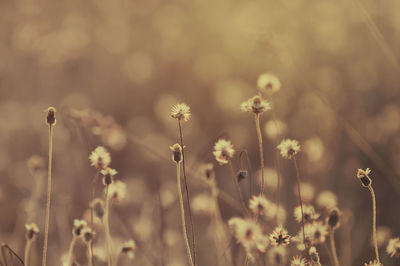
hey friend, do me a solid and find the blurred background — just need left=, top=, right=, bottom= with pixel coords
left=0, top=0, right=399, bottom=265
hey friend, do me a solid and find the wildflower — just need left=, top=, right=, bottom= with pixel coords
left=89, top=146, right=111, bottom=170
left=90, top=198, right=105, bottom=220
left=290, top=255, right=308, bottom=266
left=277, top=139, right=301, bottom=159
left=240, top=95, right=271, bottom=115
left=228, top=217, right=268, bottom=252
left=72, top=219, right=87, bottom=237
left=197, top=163, right=215, bottom=182
left=327, top=208, right=340, bottom=230
left=213, top=139, right=235, bottom=165
left=269, top=226, right=291, bottom=246
left=294, top=204, right=319, bottom=223
left=46, top=107, right=56, bottom=125
left=293, top=232, right=311, bottom=251
left=248, top=195, right=276, bottom=219
left=257, top=73, right=281, bottom=94
left=316, top=190, right=338, bottom=210
left=295, top=182, right=315, bottom=202
left=171, top=103, right=191, bottom=122
left=386, top=237, right=400, bottom=258
left=305, top=221, right=327, bottom=245
left=121, top=239, right=136, bottom=259
left=308, top=246, right=321, bottom=264
left=357, top=168, right=372, bottom=187
left=107, top=180, right=127, bottom=202
left=81, top=227, right=95, bottom=244
left=169, top=143, right=183, bottom=163
left=101, top=167, right=118, bottom=186
left=267, top=246, right=287, bottom=265
left=364, top=260, right=383, bottom=266
left=25, top=223, right=39, bottom=240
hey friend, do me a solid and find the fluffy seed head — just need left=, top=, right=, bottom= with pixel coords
left=290, top=255, right=308, bottom=266
left=357, top=168, right=372, bottom=187
left=269, top=225, right=291, bottom=246
left=89, top=146, right=111, bottom=170
left=386, top=237, right=400, bottom=258
left=121, top=240, right=137, bottom=259
left=25, top=223, right=39, bottom=240
left=46, top=107, right=56, bottom=125
left=249, top=195, right=276, bottom=219
left=305, top=221, right=328, bottom=245
left=257, top=73, right=281, bottom=94
left=228, top=217, right=268, bottom=253
left=213, top=139, right=235, bottom=165
left=171, top=103, right=191, bottom=122
left=240, top=95, right=271, bottom=115
left=277, top=139, right=301, bottom=159
left=294, top=204, right=320, bottom=224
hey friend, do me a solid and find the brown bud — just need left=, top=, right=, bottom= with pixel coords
left=46, top=107, right=56, bottom=126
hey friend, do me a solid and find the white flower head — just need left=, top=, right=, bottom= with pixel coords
left=171, top=103, right=191, bottom=122
left=277, top=139, right=301, bottom=159
left=386, top=237, right=400, bottom=258
left=89, top=146, right=111, bottom=170
left=257, top=73, right=281, bottom=94
left=240, top=95, right=271, bottom=115
left=25, top=223, right=39, bottom=240
left=269, top=225, right=291, bottom=246
left=107, top=180, right=127, bottom=202
left=213, top=139, right=235, bottom=165
left=101, top=167, right=118, bottom=186
left=121, top=239, right=136, bottom=259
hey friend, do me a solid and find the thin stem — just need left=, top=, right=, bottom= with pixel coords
left=67, top=236, right=77, bottom=266
left=330, top=230, right=339, bottom=266
left=293, top=157, right=306, bottom=248
left=254, top=114, right=265, bottom=196
left=323, top=242, right=334, bottom=266
left=87, top=242, right=93, bottom=266
left=178, top=121, right=196, bottom=265
left=90, top=171, right=99, bottom=266
left=176, top=162, right=194, bottom=266
left=368, top=185, right=380, bottom=263
left=24, top=239, right=33, bottom=266
left=228, top=161, right=249, bottom=216
left=42, top=125, right=53, bottom=266
left=104, top=186, right=113, bottom=266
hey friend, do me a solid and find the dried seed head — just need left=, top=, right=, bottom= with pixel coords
left=120, top=240, right=136, bottom=259
left=81, top=227, right=95, bottom=244
left=327, top=208, right=340, bottom=230
left=46, top=107, right=56, bottom=126
left=357, top=168, right=372, bottom=187
left=171, top=103, right=191, bottom=122
left=236, top=169, right=248, bottom=182
left=169, top=143, right=183, bottom=163
left=90, top=198, right=105, bottom=219
left=213, top=139, right=235, bottom=165
left=277, top=139, right=301, bottom=159
left=89, top=146, right=111, bottom=170
left=240, top=95, right=271, bottom=115
left=257, top=73, right=281, bottom=94
left=308, top=246, right=320, bottom=263
left=72, top=219, right=87, bottom=237
left=101, top=167, right=118, bottom=186
left=386, top=237, right=400, bottom=258
left=25, top=223, right=39, bottom=241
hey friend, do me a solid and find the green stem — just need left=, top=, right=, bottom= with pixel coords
left=368, top=185, right=380, bottom=263
left=176, top=162, right=194, bottom=266
left=254, top=114, right=265, bottom=196
left=330, top=230, right=339, bottom=266
left=42, top=125, right=53, bottom=266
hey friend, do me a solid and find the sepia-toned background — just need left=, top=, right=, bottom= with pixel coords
left=0, top=0, right=399, bottom=265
